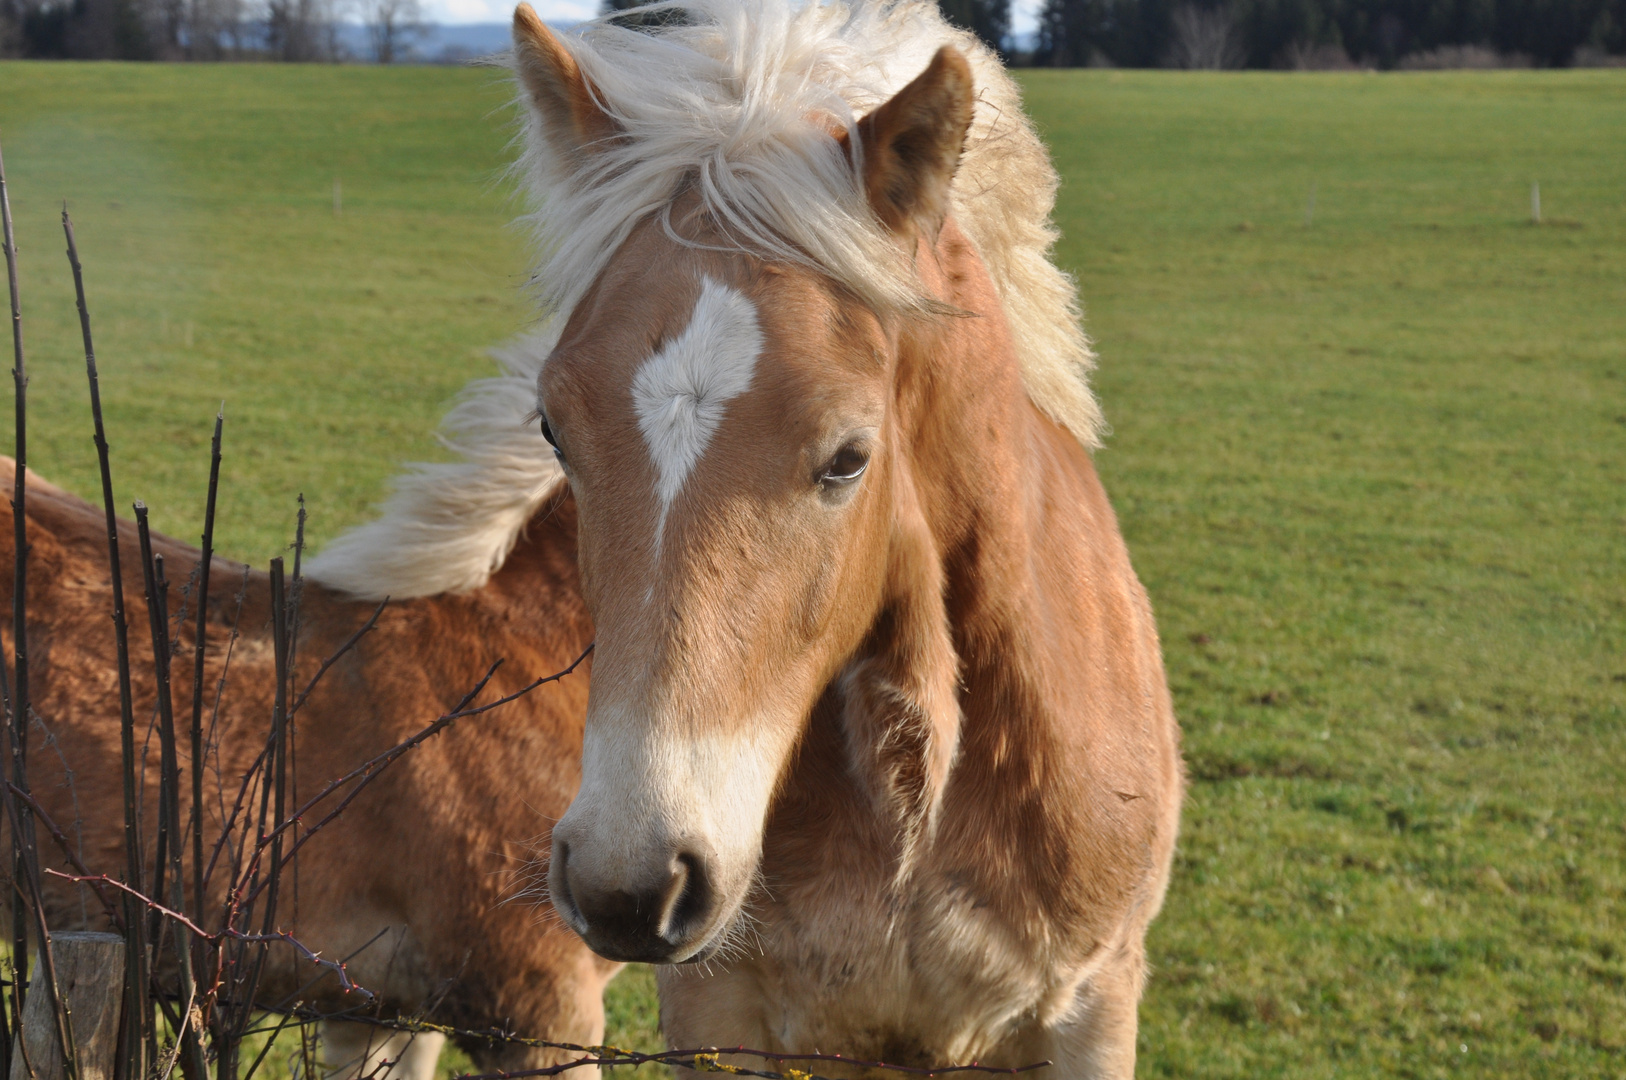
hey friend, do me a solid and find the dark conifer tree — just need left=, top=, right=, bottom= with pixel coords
left=938, top=0, right=1012, bottom=54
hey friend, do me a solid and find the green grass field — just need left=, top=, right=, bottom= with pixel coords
left=0, top=62, right=1622, bottom=1079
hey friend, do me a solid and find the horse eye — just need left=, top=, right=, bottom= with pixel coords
left=540, top=417, right=564, bottom=461
left=820, top=445, right=870, bottom=486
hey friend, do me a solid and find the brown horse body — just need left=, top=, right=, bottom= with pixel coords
left=1, top=464, right=614, bottom=1075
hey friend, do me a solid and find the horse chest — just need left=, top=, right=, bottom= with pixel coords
left=661, top=859, right=1084, bottom=1066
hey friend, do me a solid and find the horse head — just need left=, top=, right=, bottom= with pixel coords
left=515, top=4, right=980, bottom=964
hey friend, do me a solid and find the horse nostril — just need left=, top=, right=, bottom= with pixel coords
left=657, top=851, right=714, bottom=945
left=550, top=840, right=589, bottom=936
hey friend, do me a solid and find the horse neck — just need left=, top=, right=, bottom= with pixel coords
left=898, top=221, right=1094, bottom=693
left=898, top=221, right=1150, bottom=860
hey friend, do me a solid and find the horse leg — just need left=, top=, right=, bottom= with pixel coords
left=1048, top=939, right=1145, bottom=1080
left=462, top=964, right=614, bottom=1078
left=321, top=1021, right=446, bottom=1080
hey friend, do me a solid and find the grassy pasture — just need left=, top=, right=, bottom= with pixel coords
left=0, top=62, right=1622, bottom=1079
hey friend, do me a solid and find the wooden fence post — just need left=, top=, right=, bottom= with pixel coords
left=8, top=932, right=124, bottom=1080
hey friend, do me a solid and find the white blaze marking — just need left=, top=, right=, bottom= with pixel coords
left=632, top=278, right=763, bottom=542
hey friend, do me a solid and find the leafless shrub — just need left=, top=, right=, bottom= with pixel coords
left=1572, top=45, right=1626, bottom=67
left=1166, top=4, right=1244, bottom=70
left=182, top=0, right=256, bottom=59
left=1398, top=44, right=1531, bottom=69
left=366, top=0, right=423, bottom=63
left=1280, top=40, right=1357, bottom=70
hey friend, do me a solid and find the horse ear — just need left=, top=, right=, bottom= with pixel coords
left=512, top=3, right=619, bottom=160
left=839, top=475, right=961, bottom=875
left=854, top=46, right=975, bottom=237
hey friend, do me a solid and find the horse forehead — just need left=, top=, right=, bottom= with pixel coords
left=631, top=277, right=766, bottom=516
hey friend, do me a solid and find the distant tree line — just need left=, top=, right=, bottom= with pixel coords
left=0, top=0, right=421, bottom=58
left=1033, top=0, right=1626, bottom=67
left=612, top=0, right=1626, bottom=68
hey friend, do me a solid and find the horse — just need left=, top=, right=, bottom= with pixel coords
left=500, top=0, right=1185, bottom=1074
left=1, top=359, right=614, bottom=1080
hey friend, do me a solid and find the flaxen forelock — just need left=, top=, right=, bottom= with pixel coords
left=513, top=0, right=1100, bottom=446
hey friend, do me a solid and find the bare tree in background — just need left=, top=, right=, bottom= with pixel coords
left=369, top=0, right=422, bottom=61
left=266, top=0, right=348, bottom=60
left=184, top=0, right=251, bottom=57
left=1166, top=4, right=1243, bottom=68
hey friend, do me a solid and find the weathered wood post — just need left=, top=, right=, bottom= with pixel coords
left=8, top=932, right=124, bottom=1080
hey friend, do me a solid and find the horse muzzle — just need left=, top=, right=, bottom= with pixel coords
left=549, top=836, right=722, bottom=964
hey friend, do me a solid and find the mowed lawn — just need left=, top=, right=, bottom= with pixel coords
left=1, top=62, right=1623, bottom=1079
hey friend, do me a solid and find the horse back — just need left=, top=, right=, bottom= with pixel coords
left=0, top=463, right=614, bottom=1041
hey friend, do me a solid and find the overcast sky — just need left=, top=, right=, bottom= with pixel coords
left=421, top=0, right=1043, bottom=36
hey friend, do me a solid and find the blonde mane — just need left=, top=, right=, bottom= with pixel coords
left=308, top=0, right=1099, bottom=601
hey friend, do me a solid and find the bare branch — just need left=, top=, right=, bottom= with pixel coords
left=288, top=600, right=388, bottom=719
left=5, top=781, right=122, bottom=929
left=189, top=410, right=224, bottom=920
left=45, top=871, right=375, bottom=1001
left=63, top=193, right=153, bottom=1080
left=247, top=642, right=593, bottom=898
left=5, top=140, right=83, bottom=1080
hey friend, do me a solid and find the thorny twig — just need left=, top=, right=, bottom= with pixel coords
left=196, top=594, right=380, bottom=917
left=27, top=708, right=90, bottom=925
left=287, top=600, right=387, bottom=718
left=198, top=591, right=375, bottom=902
left=265, top=925, right=393, bottom=1015
left=44, top=871, right=375, bottom=1001
left=244, top=642, right=595, bottom=900
left=5, top=781, right=122, bottom=929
